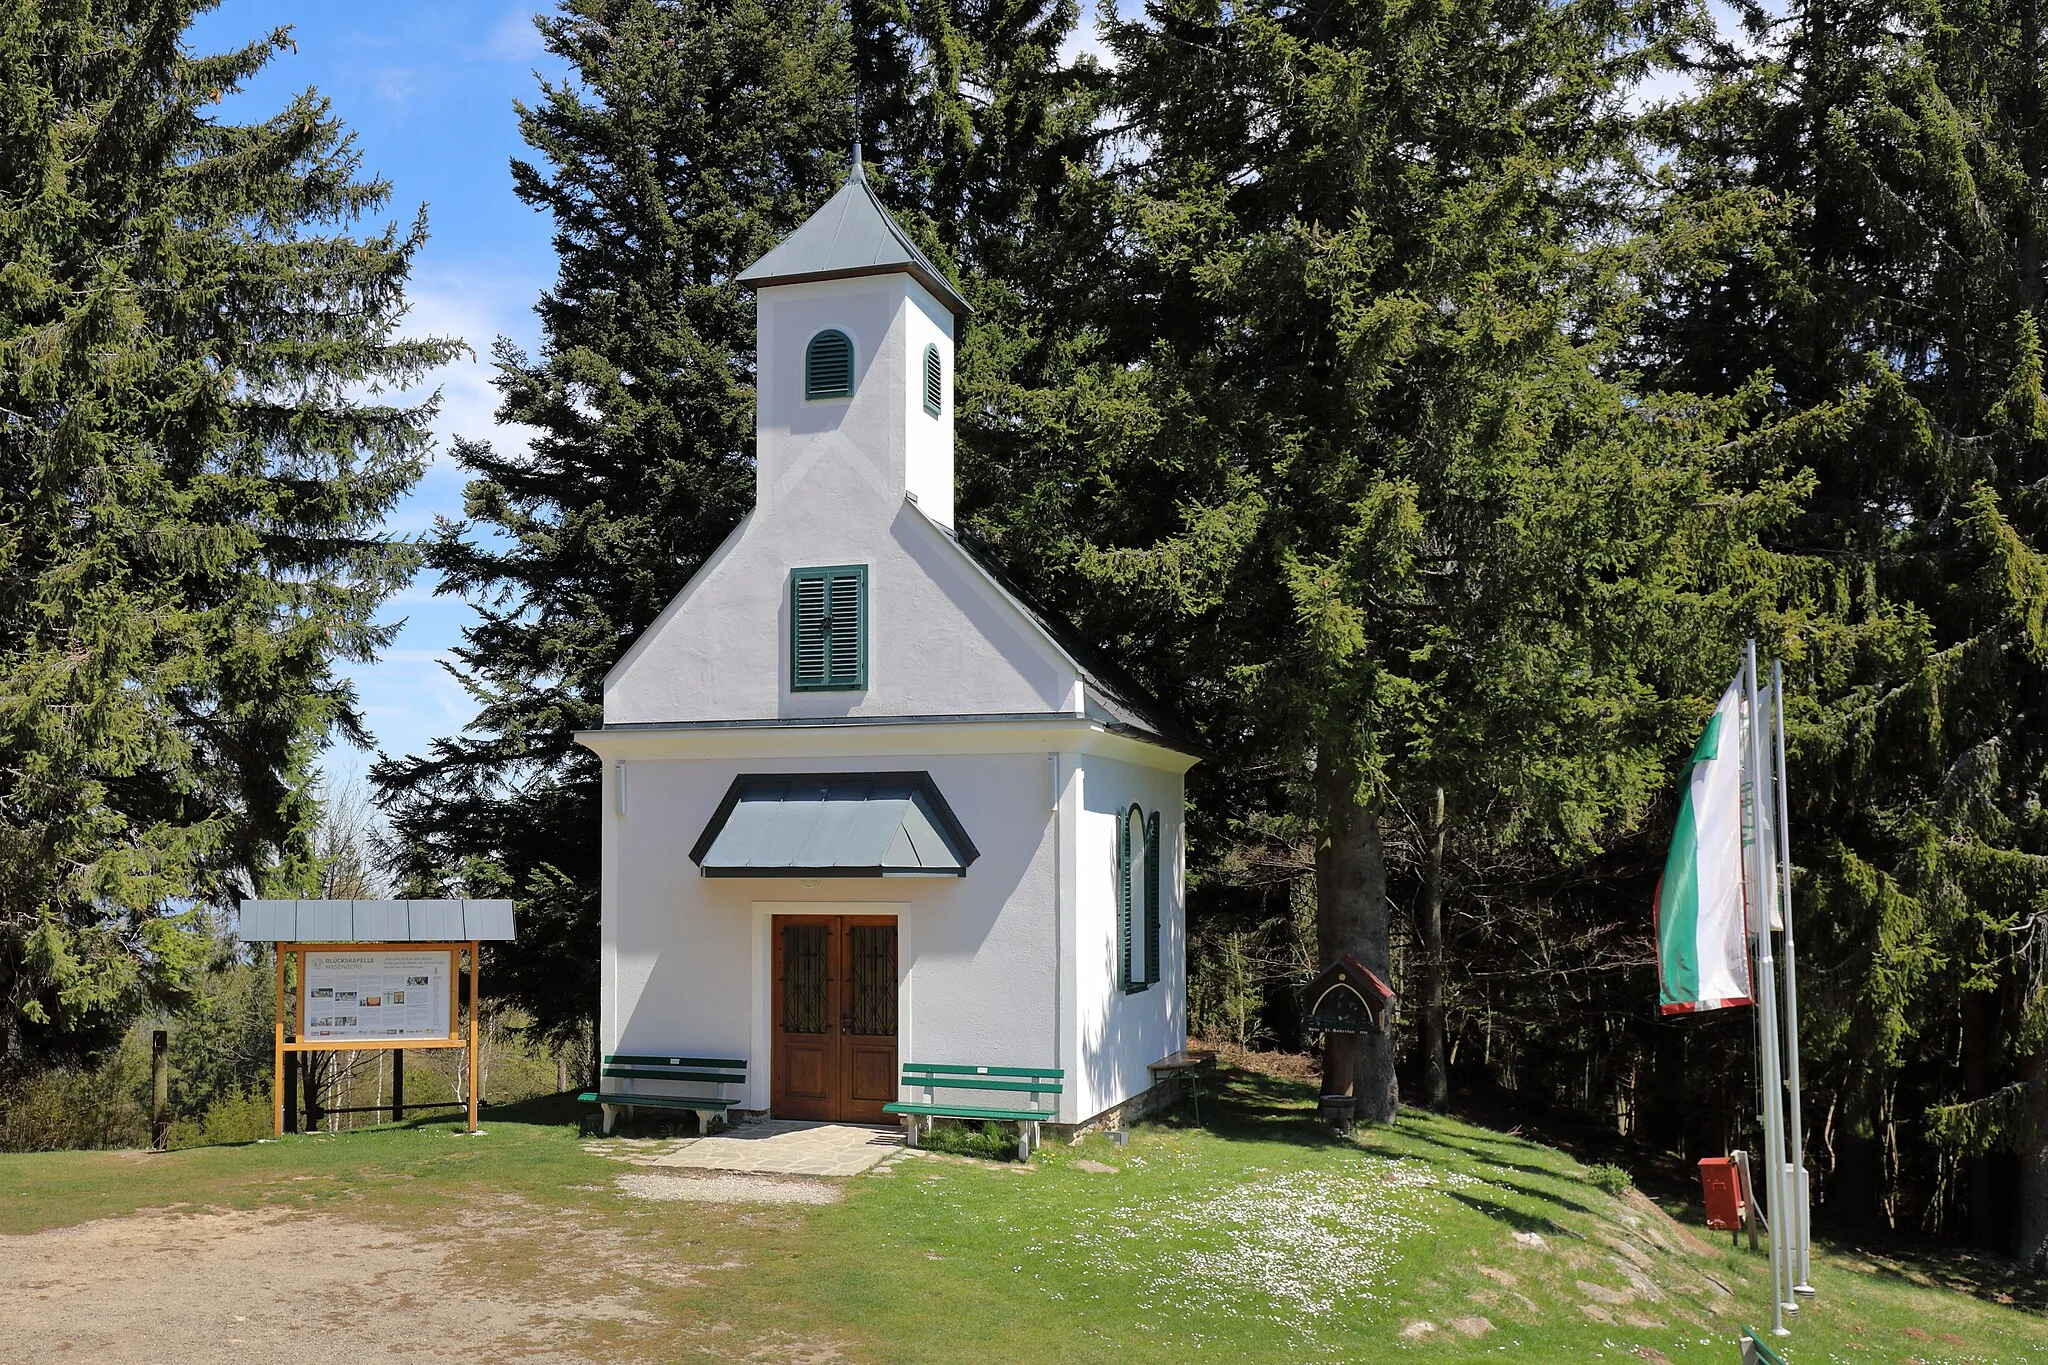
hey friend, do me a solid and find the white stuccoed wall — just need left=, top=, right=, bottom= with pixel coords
left=1070, top=747, right=1188, bottom=1121
left=755, top=273, right=955, bottom=529
left=604, top=270, right=1068, bottom=725
left=593, top=738, right=1064, bottom=1113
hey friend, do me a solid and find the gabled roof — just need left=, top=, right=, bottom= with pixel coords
left=736, top=154, right=971, bottom=318
left=939, top=518, right=1205, bottom=757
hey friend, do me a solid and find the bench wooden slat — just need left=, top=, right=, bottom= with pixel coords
left=884, top=1102, right=1056, bottom=1121
left=578, top=1091, right=739, bottom=1110
left=901, top=1063, right=1064, bottom=1079
left=897, top=1075, right=1063, bottom=1095
left=602, top=1067, right=743, bottom=1084
left=605, top=1054, right=745, bottom=1069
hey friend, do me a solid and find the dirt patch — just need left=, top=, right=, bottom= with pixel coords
left=616, top=1171, right=842, bottom=1205
left=0, top=1207, right=647, bottom=1363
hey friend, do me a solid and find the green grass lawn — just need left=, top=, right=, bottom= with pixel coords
left=4, top=1063, right=2043, bottom=1362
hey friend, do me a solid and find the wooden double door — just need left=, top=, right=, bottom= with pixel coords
left=770, top=914, right=898, bottom=1123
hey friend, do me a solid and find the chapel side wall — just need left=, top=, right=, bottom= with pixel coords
left=1071, top=749, right=1187, bottom=1123
left=604, top=748, right=1061, bottom=1112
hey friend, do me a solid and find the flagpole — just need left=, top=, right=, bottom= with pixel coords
left=1745, top=641, right=1792, bottom=1334
left=1772, top=659, right=1814, bottom=1297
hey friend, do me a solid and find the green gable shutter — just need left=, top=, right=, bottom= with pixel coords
left=790, top=565, right=867, bottom=690
left=1144, top=811, right=1162, bottom=984
left=923, top=344, right=942, bottom=416
left=806, top=330, right=854, bottom=399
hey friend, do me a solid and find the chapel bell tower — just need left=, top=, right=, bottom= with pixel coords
left=736, top=146, right=970, bottom=529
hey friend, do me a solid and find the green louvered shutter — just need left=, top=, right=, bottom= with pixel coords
left=1118, top=808, right=1135, bottom=991
left=789, top=565, right=867, bottom=690
left=922, top=344, right=942, bottom=416
left=1144, top=811, right=1162, bottom=984
left=806, top=330, right=854, bottom=399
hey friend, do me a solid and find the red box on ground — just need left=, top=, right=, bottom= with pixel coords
left=1698, top=1156, right=1743, bottom=1230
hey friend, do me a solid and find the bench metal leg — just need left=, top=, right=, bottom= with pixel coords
left=693, top=1109, right=718, bottom=1135
left=902, top=1114, right=921, bottom=1148
left=1017, top=1123, right=1031, bottom=1162
left=601, top=1103, right=618, bottom=1136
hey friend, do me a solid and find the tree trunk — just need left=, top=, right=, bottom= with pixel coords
left=1420, top=786, right=1448, bottom=1110
left=1963, top=990, right=2002, bottom=1248
left=2013, top=1063, right=2048, bottom=1271
left=1317, top=766, right=1398, bottom=1125
left=1825, top=1059, right=1883, bottom=1232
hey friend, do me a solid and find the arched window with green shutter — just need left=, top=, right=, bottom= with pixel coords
left=922, top=343, right=942, bottom=416
left=789, top=564, right=866, bottom=690
left=805, top=329, right=854, bottom=400
left=1119, top=804, right=1150, bottom=993
left=1144, top=811, right=1162, bottom=985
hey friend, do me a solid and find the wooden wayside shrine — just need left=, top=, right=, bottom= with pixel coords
left=1303, top=954, right=1395, bottom=1036
left=239, top=899, right=518, bottom=1135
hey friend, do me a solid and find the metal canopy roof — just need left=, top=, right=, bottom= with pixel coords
left=735, top=157, right=971, bottom=317
left=236, top=899, right=517, bottom=942
left=690, top=772, right=979, bottom=878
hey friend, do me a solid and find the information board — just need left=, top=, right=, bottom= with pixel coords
left=303, top=950, right=452, bottom=1041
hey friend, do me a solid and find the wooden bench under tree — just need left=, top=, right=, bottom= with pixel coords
left=578, top=1055, right=747, bottom=1135
left=883, top=1063, right=1063, bottom=1160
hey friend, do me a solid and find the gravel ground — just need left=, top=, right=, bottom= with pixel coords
left=615, top=1170, right=844, bottom=1204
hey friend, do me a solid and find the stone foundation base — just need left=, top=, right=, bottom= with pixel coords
left=1046, top=1076, right=1181, bottom=1144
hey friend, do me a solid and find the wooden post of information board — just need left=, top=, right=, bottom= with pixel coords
left=467, top=940, right=481, bottom=1133
left=273, top=947, right=286, bottom=1136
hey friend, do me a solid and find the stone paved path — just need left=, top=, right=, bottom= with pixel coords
left=649, top=1119, right=906, bottom=1176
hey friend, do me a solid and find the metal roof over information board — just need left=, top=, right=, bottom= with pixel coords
left=236, top=899, right=517, bottom=942
left=690, top=772, right=978, bottom=878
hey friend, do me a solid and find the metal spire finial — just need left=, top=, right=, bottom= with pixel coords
left=851, top=94, right=864, bottom=181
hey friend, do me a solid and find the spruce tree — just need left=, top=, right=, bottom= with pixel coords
left=0, top=0, right=457, bottom=1072
left=1645, top=0, right=2048, bottom=1255
left=961, top=0, right=1809, bottom=1122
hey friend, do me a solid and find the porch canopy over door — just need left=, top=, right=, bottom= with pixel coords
left=689, top=771, right=978, bottom=878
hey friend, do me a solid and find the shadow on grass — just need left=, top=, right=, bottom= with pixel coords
left=475, top=1091, right=590, bottom=1129
left=1177, top=1066, right=1350, bottom=1151
left=1824, top=1237, right=2048, bottom=1315
left=1445, top=1188, right=1570, bottom=1238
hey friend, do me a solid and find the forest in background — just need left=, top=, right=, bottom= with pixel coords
left=4, top=0, right=2045, bottom=1268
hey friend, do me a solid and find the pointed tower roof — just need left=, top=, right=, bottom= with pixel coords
left=737, top=150, right=971, bottom=317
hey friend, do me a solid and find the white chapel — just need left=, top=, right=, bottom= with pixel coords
left=575, top=149, right=1200, bottom=1136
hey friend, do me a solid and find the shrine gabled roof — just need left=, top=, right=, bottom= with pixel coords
left=735, top=158, right=971, bottom=317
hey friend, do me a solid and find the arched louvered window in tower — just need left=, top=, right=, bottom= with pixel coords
left=805, top=329, right=854, bottom=400
left=788, top=565, right=867, bottom=691
left=922, top=344, right=943, bottom=417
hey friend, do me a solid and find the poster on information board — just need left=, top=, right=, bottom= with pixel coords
left=303, top=951, right=453, bottom=1040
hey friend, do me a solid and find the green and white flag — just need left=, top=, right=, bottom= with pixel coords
left=1656, top=678, right=1754, bottom=1014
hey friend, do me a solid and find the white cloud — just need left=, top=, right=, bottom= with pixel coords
left=395, top=269, right=545, bottom=473
left=372, top=64, right=420, bottom=105
left=485, top=9, right=548, bottom=63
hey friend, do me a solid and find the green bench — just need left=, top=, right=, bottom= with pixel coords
left=578, top=1054, right=747, bottom=1135
left=1742, top=1326, right=1789, bottom=1365
left=884, top=1062, right=1064, bottom=1160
